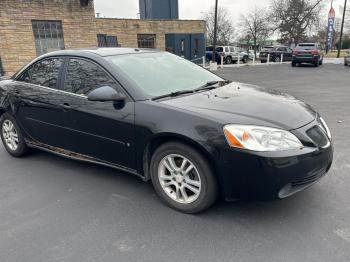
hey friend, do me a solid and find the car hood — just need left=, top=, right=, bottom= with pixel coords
left=160, top=82, right=316, bottom=130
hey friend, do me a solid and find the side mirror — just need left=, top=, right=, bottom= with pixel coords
left=87, top=86, right=126, bottom=102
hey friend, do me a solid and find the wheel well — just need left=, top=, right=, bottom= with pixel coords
left=0, top=109, right=5, bottom=119
left=142, top=135, right=216, bottom=181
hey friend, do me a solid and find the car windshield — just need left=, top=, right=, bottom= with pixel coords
left=262, top=47, right=274, bottom=51
left=107, top=52, right=223, bottom=97
left=296, top=44, right=317, bottom=50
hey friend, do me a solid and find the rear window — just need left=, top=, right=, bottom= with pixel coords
left=296, top=44, right=317, bottom=50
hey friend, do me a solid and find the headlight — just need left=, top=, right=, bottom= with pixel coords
left=319, top=117, right=331, bottom=140
left=224, top=125, right=303, bottom=152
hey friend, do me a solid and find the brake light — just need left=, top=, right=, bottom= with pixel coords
left=310, top=50, right=319, bottom=55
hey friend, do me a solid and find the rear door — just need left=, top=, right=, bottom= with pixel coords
left=59, top=57, right=135, bottom=169
left=14, top=57, right=68, bottom=148
left=285, top=48, right=293, bottom=61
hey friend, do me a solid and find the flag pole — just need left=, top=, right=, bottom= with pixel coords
left=212, top=0, right=219, bottom=62
left=337, top=0, right=348, bottom=58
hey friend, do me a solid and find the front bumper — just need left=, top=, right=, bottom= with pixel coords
left=292, top=55, right=319, bottom=63
left=218, top=121, right=333, bottom=201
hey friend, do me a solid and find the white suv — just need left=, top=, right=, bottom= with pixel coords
left=209, top=46, right=249, bottom=64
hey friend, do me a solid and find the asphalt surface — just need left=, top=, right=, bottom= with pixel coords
left=0, top=64, right=349, bottom=262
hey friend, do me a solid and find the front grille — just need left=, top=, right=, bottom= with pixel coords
left=306, top=125, right=329, bottom=148
left=291, top=166, right=328, bottom=187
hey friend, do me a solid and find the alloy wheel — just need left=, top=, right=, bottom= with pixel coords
left=2, top=119, right=19, bottom=151
left=158, top=154, right=201, bottom=204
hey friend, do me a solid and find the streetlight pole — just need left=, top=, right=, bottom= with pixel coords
left=212, top=0, right=219, bottom=62
left=337, top=0, right=348, bottom=58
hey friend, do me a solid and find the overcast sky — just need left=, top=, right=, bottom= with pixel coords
left=94, top=0, right=343, bottom=22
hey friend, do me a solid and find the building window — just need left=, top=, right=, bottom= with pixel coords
left=194, top=39, right=199, bottom=57
left=32, top=21, right=65, bottom=56
left=0, top=57, right=4, bottom=76
left=97, top=34, right=119, bottom=47
left=137, top=34, right=156, bottom=49
left=180, top=39, right=185, bottom=57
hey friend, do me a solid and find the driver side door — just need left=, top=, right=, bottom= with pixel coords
left=59, top=58, right=136, bottom=170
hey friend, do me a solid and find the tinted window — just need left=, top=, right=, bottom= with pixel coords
left=216, top=47, right=223, bottom=52
left=230, top=47, right=235, bottom=52
left=18, top=58, right=63, bottom=89
left=225, top=47, right=229, bottom=52
left=64, top=59, right=119, bottom=95
left=277, top=47, right=287, bottom=52
left=296, top=44, right=317, bottom=50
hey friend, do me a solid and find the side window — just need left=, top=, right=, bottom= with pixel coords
left=216, top=47, right=223, bottom=52
left=287, top=48, right=293, bottom=53
left=64, top=58, right=119, bottom=95
left=230, top=47, right=235, bottom=52
left=17, top=58, right=63, bottom=89
left=225, top=47, right=229, bottom=52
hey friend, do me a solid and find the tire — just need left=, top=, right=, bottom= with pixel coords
left=261, top=60, right=266, bottom=63
left=319, top=59, right=323, bottom=66
left=0, top=113, right=28, bottom=157
left=150, top=142, right=218, bottom=214
left=242, top=56, right=248, bottom=63
left=274, top=56, right=281, bottom=63
left=291, top=61, right=296, bottom=67
left=225, top=56, right=232, bottom=64
left=314, top=60, right=319, bottom=67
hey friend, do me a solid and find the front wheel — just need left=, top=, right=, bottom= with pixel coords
left=225, top=56, right=232, bottom=64
left=0, top=113, right=28, bottom=157
left=150, top=142, right=218, bottom=214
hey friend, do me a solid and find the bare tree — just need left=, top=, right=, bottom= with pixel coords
left=271, top=0, right=324, bottom=45
left=239, top=7, right=272, bottom=57
left=202, top=6, right=235, bottom=46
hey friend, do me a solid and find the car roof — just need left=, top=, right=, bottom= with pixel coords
left=42, top=47, right=160, bottom=57
left=297, top=43, right=317, bottom=45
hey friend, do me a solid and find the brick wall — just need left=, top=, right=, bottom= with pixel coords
left=0, top=0, right=205, bottom=75
left=96, top=18, right=206, bottom=50
left=0, top=0, right=97, bottom=75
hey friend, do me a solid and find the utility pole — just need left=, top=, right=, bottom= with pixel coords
left=337, top=0, right=348, bottom=58
left=212, top=0, right=219, bottom=62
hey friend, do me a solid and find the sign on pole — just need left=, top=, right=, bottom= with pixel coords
left=326, top=7, right=335, bottom=51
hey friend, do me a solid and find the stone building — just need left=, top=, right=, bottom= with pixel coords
left=0, top=0, right=206, bottom=75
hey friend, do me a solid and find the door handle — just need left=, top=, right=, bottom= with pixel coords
left=13, top=90, right=21, bottom=96
left=60, top=103, right=71, bottom=109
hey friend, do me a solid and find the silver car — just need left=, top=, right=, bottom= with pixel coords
left=215, top=46, right=249, bottom=64
left=345, top=53, right=350, bottom=66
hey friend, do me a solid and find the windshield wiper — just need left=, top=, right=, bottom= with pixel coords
left=152, top=90, right=195, bottom=100
left=152, top=80, right=230, bottom=101
left=194, top=80, right=230, bottom=92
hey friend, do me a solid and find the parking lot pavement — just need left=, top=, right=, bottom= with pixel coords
left=0, top=64, right=349, bottom=262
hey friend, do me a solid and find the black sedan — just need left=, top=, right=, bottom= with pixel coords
left=0, top=48, right=333, bottom=213
left=259, top=46, right=294, bottom=63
